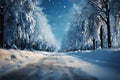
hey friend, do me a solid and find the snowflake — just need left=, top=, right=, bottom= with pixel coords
left=58, top=2, right=61, bottom=5
left=53, top=28, right=56, bottom=30
left=0, top=6, right=3, bottom=8
left=58, top=16, right=62, bottom=18
left=9, top=13, right=11, bottom=16
left=63, top=6, right=66, bottom=8
left=50, top=10, right=54, bottom=13
left=49, top=0, right=51, bottom=2
left=43, top=7, right=46, bottom=10
left=11, top=0, right=14, bottom=2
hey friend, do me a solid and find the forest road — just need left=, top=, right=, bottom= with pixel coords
left=0, top=53, right=120, bottom=80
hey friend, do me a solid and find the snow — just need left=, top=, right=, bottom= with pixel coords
left=48, top=0, right=51, bottom=2
left=0, top=49, right=46, bottom=76
left=58, top=15, right=62, bottom=18
left=61, top=0, right=120, bottom=51
left=63, top=5, right=66, bottom=8
left=66, top=49, right=120, bottom=68
left=32, top=6, right=58, bottom=50
left=0, top=49, right=120, bottom=80
left=1, top=0, right=57, bottom=51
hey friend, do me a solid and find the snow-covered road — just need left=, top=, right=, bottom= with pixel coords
left=0, top=51, right=120, bottom=80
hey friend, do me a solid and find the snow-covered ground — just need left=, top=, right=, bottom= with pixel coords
left=0, top=49, right=47, bottom=76
left=66, top=49, right=120, bottom=80
left=0, top=49, right=120, bottom=80
left=67, top=49, right=120, bottom=69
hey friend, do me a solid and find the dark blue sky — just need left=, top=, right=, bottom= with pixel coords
left=41, top=0, right=73, bottom=46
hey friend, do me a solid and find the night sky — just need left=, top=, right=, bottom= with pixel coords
left=41, top=0, right=74, bottom=46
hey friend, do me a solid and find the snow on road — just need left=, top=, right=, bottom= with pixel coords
left=0, top=49, right=120, bottom=80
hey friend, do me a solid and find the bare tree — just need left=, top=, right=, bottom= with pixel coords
left=88, top=0, right=112, bottom=48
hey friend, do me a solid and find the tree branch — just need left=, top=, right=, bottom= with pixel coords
left=88, top=0, right=106, bottom=13
left=99, top=13, right=107, bottom=24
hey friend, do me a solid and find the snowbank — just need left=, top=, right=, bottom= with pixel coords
left=0, top=49, right=47, bottom=76
left=67, top=49, right=120, bottom=69
left=0, top=49, right=120, bottom=80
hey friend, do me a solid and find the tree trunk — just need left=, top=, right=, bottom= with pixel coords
left=0, top=4, right=4, bottom=48
left=105, top=0, right=111, bottom=48
left=93, top=38, right=96, bottom=50
left=106, top=11, right=111, bottom=48
left=107, top=21, right=111, bottom=48
left=100, top=25, right=103, bottom=48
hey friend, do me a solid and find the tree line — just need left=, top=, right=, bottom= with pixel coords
left=0, top=0, right=57, bottom=51
left=61, top=0, right=120, bottom=51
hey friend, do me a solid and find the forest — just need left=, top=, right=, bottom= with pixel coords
left=0, top=0, right=57, bottom=51
left=61, top=0, right=120, bottom=51
left=0, top=0, right=120, bottom=52
left=0, top=0, right=120, bottom=80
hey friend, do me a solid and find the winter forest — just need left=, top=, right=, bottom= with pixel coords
left=0, top=0, right=57, bottom=51
left=61, top=0, right=120, bottom=51
left=0, top=0, right=120, bottom=52
left=0, top=0, right=120, bottom=80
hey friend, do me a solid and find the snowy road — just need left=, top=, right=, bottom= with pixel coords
left=0, top=52, right=120, bottom=80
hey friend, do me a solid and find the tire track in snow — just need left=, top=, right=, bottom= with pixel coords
left=0, top=54, right=97, bottom=80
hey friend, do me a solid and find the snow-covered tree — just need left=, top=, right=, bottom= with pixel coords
left=61, top=0, right=120, bottom=51
left=61, top=1, right=99, bottom=51
left=110, top=0, right=120, bottom=47
left=0, top=0, right=4, bottom=48
left=88, top=0, right=112, bottom=48
left=0, top=0, right=57, bottom=51
left=1, top=0, right=36, bottom=49
left=31, top=5, right=57, bottom=51
left=89, top=0, right=120, bottom=48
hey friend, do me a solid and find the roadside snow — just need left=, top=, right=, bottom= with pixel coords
left=67, top=48, right=120, bottom=68
left=0, top=49, right=47, bottom=76
left=0, top=49, right=120, bottom=80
